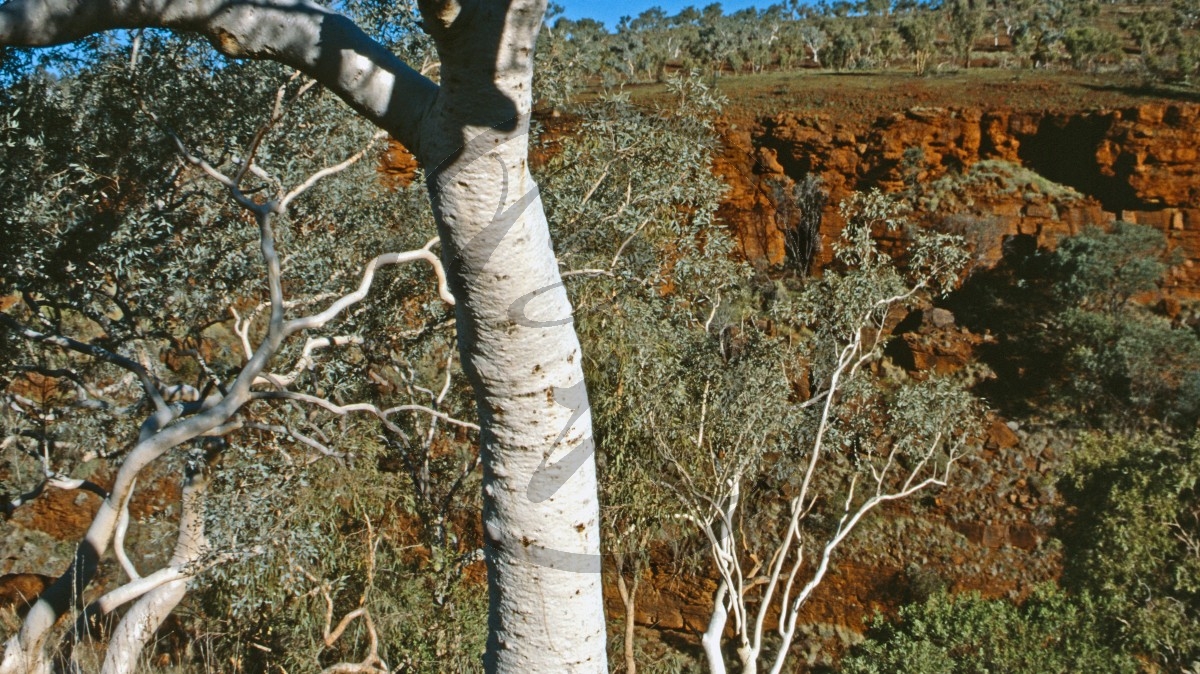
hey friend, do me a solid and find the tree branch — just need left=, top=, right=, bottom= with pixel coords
left=253, top=390, right=480, bottom=433
left=283, top=238, right=455, bottom=337
left=0, top=314, right=170, bottom=416
left=0, top=0, right=438, bottom=154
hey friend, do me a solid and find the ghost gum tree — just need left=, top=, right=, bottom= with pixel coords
left=0, top=0, right=607, bottom=672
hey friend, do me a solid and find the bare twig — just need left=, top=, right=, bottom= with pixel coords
left=244, top=421, right=347, bottom=463
left=284, top=238, right=455, bottom=338
left=253, top=390, right=479, bottom=433
left=0, top=314, right=169, bottom=416
left=277, top=131, right=387, bottom=212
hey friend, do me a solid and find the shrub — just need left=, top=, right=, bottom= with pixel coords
left=1051, top=222, right=1175, bottom=315
left=838, top=586, right=1137, bottom=674
left=1043, top=223, right=1200, bottom=429
left=1058, top=431, right=1200, bottom=670
left=1056, top=309, right=1200, bottom=428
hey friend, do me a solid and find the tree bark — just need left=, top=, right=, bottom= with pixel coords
left=101, top=459, right=210, bottom=674
left=702, top=581, right=729, bottom=674
left=0, top=0, right=608, bottom=672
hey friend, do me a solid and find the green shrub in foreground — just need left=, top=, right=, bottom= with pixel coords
left=838, top=586, right=1136, bottom=674
left=1059, top=431, right=1200, bottom=670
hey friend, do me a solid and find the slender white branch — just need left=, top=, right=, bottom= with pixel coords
left=278, top=131, right=387, bottom=212
left=113, top=478, right=140, bottom=581
left=575, top=164, right=611, bottom=216
left=388, top=404, right=480, bottom=430
left=233, top=73, right=314, bottom=188
left=284, top=239, right=454, bottom=337
left=435, top=353, right=454, bottom=406
left=559, top=268, right=615, bottom=279
left=766, top=439, right=960, bottom=674
left=703, top=294, right=722, bottom=334
left=231, top=307, right=256, bottom=361
left=794, top=335, right=859, bottom=515
left=749, top=496, right=801, bottom=659
left=169, top=132, right=264, bottom=215
left=254, top=390, right=480, bottom=433
left=252, top=335, right=365, bottom=389
left=293, top=521, right=389, bottom=674
left=91, top=567, right=187, bottom=617
left=0, top=314, right=169, bottom=415
left=776, top=512, right=806, bottom=639
left=245, top=422, right=347, bottom=462
left=610, top=217, right=653, bottom=271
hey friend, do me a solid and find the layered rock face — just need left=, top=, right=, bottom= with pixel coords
left=721, top=102, right=1200, bottom=295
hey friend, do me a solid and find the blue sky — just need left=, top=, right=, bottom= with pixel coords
left=555, top=1, right=783, bottom=30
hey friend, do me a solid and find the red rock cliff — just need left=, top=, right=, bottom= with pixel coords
left=721, top=102, right=1200, bottom=294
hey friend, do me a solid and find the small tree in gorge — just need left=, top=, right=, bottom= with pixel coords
left=662, top=191, right=980, bottom=674
left=773, top=174, right=829, bottom=277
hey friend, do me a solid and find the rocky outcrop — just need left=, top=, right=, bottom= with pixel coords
left=753, top=102, right=1200, bottom=209
left=1096, top=104, right=1200, bottom=209
left=0, top=574, right=52, bottom=616
left=724, top=102, right=1200, bottom=294
left=887, top=308, right=986, bottom=376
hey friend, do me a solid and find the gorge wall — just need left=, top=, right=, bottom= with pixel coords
left=718, top=101, right=1200, bottom=296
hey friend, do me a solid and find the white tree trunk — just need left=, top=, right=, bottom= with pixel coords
left=701, top=581, right=729, bottom=674
left=102, top=461, right=210, bottom=674
left=0, top=1, right=608, bottom=672
left=425, top=133, right=607, bottom=671
left=408, top=2, right=608, bottom=670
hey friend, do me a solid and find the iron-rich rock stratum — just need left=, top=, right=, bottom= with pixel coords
left=556, top=71, right=1200, bottom=667
left=719, top=84, right=1200, bottom=289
